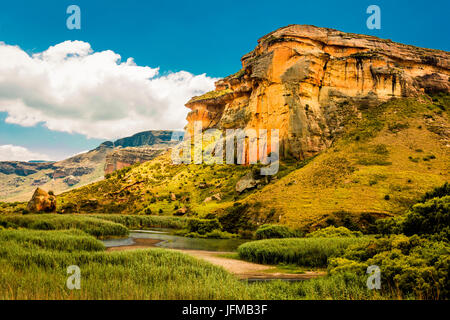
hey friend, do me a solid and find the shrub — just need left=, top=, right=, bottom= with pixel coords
left=376, top=217, right=404, bottom=235
left=421, top=182, right=450, bottom=202
left=329, top=235, right=450, bottom=299
left=306, top=226, right=362, bottom=238
left=402, top=195, right=449, bottom=240
left=255, top=224, right=300, bottom=239
left=187, top=218, right=222, bottom=235
left=218, top=203, right=252, bottom=234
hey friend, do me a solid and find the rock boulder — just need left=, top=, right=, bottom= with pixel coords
left=27, top=188, right=57, bottom=213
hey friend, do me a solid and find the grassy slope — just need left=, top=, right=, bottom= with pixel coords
left=39, top=95, right=449, bottom=230
left=57, top=152, right=299, bottom=217
left=242, top=96, right=449, bottom=228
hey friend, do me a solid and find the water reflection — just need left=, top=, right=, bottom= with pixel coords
left=102, top=229, right=248, bottom=252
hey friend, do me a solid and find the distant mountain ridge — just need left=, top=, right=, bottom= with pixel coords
left=111, top=130, right=181, bottom=148
left=0, top=130, right=182, bottom=201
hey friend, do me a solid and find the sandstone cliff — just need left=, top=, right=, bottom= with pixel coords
left=185, top=25, right=450, bottom=159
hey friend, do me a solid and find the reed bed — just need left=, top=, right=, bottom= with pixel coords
left=238, top=237, right=370, bottom=267
left=0, top=214, right=128, bottom=238
left=90, top=214, right=189, bottom=230
left=0, top=229, right=105, bottom=252
left=0, top=227, right=390, bottom=299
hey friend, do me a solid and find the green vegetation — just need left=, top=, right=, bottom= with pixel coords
left=0, top=225, right=389, bottom=300
left=306, top=226, right=363, bottom=238
left=175, top=218, right=236, bottom=239
left=187, top=89, right=233, bottom=103
left=238, top=237, right=369, bottom=267
left=240, top=183, right=450, bottom=299
left=89, top=214, right=189, bottom=230
left=255, top=224, right=302, bottom=239
left=0, top=231, right=258, bottom=299
left=0, top=214, right=128, bottom=238
left=0, top=229, right=105, bottom=252
left=403, top=195, right=449, bottom=240
left=376, top=183, right=450, bottom=240
left=0, top=182, right=448, bottom=299
left=187, top=218, right=221, bottom=234
left=328, top=235, right=449, bottom=299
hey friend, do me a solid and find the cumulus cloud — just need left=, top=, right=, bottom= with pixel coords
left=0, top=145, right=51, bottom=161
left=0, top=41, right=217, bottom=139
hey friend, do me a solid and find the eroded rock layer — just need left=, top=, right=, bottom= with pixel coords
left=185, top=25, right=450, bottom=159
left=104, top=147, right=168, bottom=174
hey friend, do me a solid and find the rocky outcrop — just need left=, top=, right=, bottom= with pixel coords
left=185, top=25, right=450, bottom=159
left=0, top=161, right=55, bottom=176
left=63, top=175, right=80, bottom=186
left=51, top=166, right=95, bottom=179
left=27, top=188, right=56, bottom=213
left=236, top=172, right=259, bottom=193
left=104, top=147, right=167, bottom=174
left=112, top=130, right=182, bottom=148
left=32, top=177, right=49, bottom=186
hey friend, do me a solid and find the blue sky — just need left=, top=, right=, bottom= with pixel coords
left=0, top=0, right=449, bottom=161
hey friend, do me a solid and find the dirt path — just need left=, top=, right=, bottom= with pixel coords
left=106, top=239, right=325, bottom=280
left=106, top=238, right=161, bottom=251
left=175, top=249, right=325, bottom=280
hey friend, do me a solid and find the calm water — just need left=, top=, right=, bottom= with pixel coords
left=102, top=229, right=248, bottom=252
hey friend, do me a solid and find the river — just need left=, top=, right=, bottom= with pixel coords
left=102, top=228, right=248, bottom=252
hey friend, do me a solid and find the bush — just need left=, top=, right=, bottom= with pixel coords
left=255, top=224, right=300, bottom=239
left=187, top=218, right=222, bottom=235
left=375, top=183, right=449, bottom=240
left=329, top=235, right=450, bottom=299
left=306, top=226, right=362, bottom=238
left=218, top=203, right=252, bottom=234
left=376, top=217, right=404, bottom=235
left=403, top=195, right=449, bottom=240
left=421, top=182, right=449, bottom=202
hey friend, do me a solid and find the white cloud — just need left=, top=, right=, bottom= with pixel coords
left=0, top=145, right=51, bottom=161
left=0, top=41, right=217, bottom=139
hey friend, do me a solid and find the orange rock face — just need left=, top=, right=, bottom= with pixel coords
left=27, top=188, right=57, bottom=213
left=185, top=25, right=450, bottom=159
